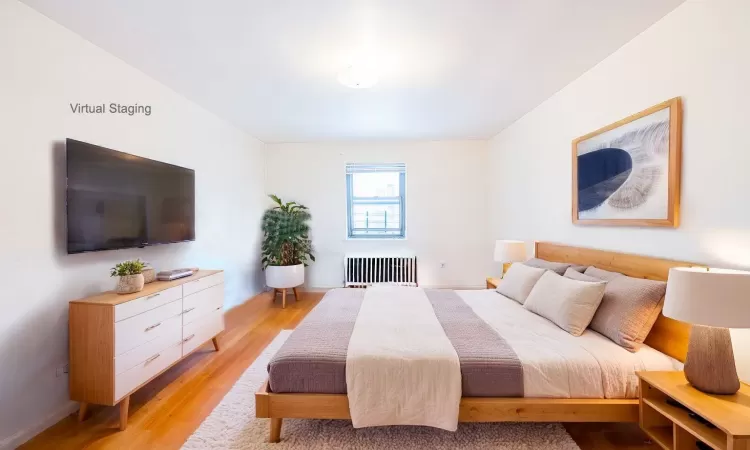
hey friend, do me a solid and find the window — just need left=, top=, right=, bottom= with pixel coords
left=346, top=163, right=406, bottom=239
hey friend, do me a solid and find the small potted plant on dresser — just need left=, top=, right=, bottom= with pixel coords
left=111, top=259, right=146, bottom=294
left=261, top=195, right=314, bottom=307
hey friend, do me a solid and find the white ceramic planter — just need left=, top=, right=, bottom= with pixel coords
left=265, top=264, right=305, bottom=289
left=115, top=274, right=145, bottom=294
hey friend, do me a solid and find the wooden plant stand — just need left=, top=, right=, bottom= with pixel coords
left=273, top=287, right=301, bottom=308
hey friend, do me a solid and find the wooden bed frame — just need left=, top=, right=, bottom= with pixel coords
left=256, top=242, right=697, bottom=442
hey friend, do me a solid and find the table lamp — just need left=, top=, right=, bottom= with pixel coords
left=493, top=240, right=526, bottom=277
left=663, top=267, right=750, bottom=395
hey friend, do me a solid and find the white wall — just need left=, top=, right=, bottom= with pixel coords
left=0, top=2, right=267, bottom=447
left=265, top=141, right=490, bottom=289
left=487, top=0, right=750, bottom=381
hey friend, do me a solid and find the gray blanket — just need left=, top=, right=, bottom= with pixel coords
left=268, top=288, right=524, bottom=396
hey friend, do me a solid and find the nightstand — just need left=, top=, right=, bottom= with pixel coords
left=486, top=277, right=501, bottom=289
left=637, top=371, right=750, bottom=450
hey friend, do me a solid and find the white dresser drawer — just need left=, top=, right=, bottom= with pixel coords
left=114, top=325, right=182, bottom=375
left=114, top=286, right=183, bottom=322
left=182, top=308, right=224, bottom=356
left=182, top=272, right=224, bottom=297
left=114, top=341, right=182, bottom=401
left=182, top=284, right=224, bottom=326
left=114, top=300, right=183, bottom=356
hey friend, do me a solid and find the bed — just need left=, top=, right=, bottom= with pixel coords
left=256, top=242, right=695, bottom=442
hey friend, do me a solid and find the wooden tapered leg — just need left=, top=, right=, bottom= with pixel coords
left=211, top=336, right=220, bottom=351
left=282, top=289, right=286, bottom=308
left=292, top=287, right=300, bottom=301
left=119, top=396, right=130, bottom=431
left=269, top=418, right=283, bottom=443
left=77, top=402, right=88, bottom=422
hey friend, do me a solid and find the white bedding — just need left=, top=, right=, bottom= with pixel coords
left=456, top=289, right=682, bottom=399
left=346, top=285, right=462, bottom=430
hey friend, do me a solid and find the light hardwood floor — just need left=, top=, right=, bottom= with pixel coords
left=22, top=291, right=656, bottom=450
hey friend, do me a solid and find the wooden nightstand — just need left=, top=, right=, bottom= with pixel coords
left=637, top=371, right=750, bottom=450
left=486, top=277, right=501, bottom=289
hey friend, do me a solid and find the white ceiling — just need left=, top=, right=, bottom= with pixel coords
left=23, top=0, right=685, bottom=142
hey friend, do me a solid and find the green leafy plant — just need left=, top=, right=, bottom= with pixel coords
left=261, top=195, right=315, bottom=269
left=110, top=259, right=146, bottom=277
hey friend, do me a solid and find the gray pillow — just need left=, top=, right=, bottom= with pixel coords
left=585, top=266, right=667, bottom=351
left=584, top=266, right=624, bottom=281
left=524, top=258, right=571, bottom=276
left=564, top=268, right=603, bottom=283
left=570, top=265, right=589, bottom=273
left=496, top=263, right=547, bottom=304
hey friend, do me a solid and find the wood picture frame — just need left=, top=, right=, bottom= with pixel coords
left=572, top=98, right=682, bottom=227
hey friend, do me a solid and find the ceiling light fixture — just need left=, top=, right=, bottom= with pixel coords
left=337, top=64, right=379, bottom=89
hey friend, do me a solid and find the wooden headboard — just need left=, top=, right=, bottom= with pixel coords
left=535, top=241, right=699, bottom=362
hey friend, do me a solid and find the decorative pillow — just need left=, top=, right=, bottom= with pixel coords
left=496, top=263, right=547, bottom=304
left=570, top=265, right=589, bottom=273
left=523, top=258, right=571, bottom=275
left=524, top=271, right=607, bottom=336
left=564, top=268, right=603, bottom=283
left=584, top=266, right=624, bottom=282
left=585, top=267, right=668, bottom=351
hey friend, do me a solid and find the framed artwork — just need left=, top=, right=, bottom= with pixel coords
left=572, top=97, right=682, bottom=227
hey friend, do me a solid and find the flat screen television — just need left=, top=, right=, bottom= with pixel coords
left=66, top=139, right=195, bottom=254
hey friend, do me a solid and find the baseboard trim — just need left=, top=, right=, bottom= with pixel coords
left=0, top=401, right=78, bottom=450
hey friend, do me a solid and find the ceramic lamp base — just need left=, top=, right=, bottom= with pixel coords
left=684, top=324, right=740, bottom=395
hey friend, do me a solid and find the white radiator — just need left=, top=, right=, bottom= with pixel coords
left=344, top=255, right=418, bottom=287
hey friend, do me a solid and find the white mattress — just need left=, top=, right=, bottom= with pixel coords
left=456, top=289, right=682, bottom=399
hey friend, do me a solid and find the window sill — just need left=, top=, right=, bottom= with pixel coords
left=345, top=236, right=407, bottom=241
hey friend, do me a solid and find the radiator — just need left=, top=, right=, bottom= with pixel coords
left=344, top=255, right=418, bottom=287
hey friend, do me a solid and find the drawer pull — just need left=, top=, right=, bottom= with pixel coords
left=215, top=307, right=221, bottom=311
left=144, top=322, right=162, bottom=332
left=183, top=334, right=196, bottom=343
left=146, top=293, right=160, bottom=300
left=144, top=353, right=160, bottom=364
left=182, top=307, right=196, bottom=314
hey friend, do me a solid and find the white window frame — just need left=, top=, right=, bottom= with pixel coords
left=346, top=163, right=406, bottom=239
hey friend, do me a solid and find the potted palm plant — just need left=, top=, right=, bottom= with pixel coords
left=261, top=195, right=315, bottom=290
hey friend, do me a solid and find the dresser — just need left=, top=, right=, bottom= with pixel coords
left=69, top=270, right=225, bottom=430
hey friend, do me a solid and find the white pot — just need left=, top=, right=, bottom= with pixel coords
left=266, top=264, right=304, bottom=289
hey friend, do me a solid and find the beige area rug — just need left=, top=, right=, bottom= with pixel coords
left=183, top=330, right=581, bottom=449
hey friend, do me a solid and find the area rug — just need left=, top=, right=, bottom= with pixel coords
left=183, top=330, right=580, bottom=449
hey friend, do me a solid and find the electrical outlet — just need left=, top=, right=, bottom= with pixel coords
left=56, top=363, right=69, bottom=378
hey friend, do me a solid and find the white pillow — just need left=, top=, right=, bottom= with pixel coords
left=496, top=263, right=547, bottom=304
left=523, top=271, right=607, bottom=336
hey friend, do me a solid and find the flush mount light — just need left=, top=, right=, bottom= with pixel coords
left=337, top=64, right=379, bottom=89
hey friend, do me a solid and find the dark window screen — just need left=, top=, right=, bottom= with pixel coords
left=66, top=139, right=195, bottom=253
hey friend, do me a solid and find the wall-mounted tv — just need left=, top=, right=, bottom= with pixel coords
left=66, top=139, right=195, bottom=254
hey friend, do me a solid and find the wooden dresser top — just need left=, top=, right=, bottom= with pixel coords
left=70, top=270, right=223, bottom=306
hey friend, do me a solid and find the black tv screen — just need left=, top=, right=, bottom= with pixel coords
left=66, top=139, right=195, bottom=254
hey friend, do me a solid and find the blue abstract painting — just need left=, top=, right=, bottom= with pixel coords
left=575, top=106, right=672, bottom=221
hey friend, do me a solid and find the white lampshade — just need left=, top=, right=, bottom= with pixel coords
left=663, top=267, right=750, bottom=329
left=493, top=240, right=526, bottom=263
